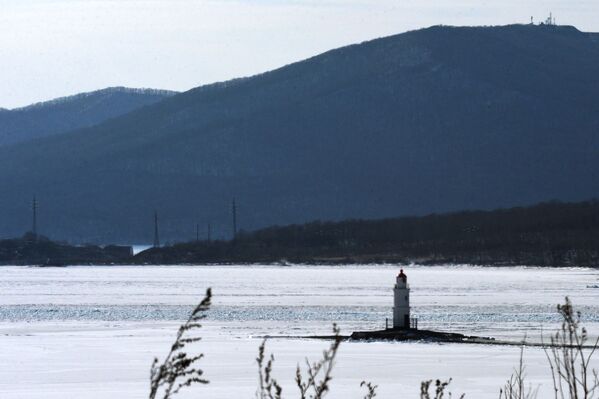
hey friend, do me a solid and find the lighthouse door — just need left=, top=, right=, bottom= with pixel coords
left=404, top=315, right=409, bottom=329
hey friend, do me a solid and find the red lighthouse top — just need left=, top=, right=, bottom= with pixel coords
left=398, top=269, right=407, bottom=283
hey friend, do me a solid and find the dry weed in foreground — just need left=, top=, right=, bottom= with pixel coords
left=543, top=297, right=599, bottom=399
left=256, top=339, right=283, bottom=399
left=420, top=379, right=464, bottom=399
left=361, top=381, right=378, bottom=398
left=149, top=288, right=211, bottom=399
left=294, top=324, right=342, bottom=399
left=499, top=345, right=539, bottom=399
left=256, top=324, right=346, bottom=399
left=256, top=324, right=381, bottom=399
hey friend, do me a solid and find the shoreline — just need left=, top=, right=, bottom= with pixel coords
left=5, top=261, right=598, bottom=269
left=258, top=330, right=599, bottom=349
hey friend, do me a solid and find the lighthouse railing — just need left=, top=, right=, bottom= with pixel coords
left=410, top=317, right=418, bottom=330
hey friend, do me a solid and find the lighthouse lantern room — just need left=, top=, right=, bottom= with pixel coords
left=393, top=269, right=411, bottom=329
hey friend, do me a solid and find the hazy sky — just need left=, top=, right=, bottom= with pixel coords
left=1, top=0, right=598, bottom=108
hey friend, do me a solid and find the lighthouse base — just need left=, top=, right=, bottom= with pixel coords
left=349, top=328, right=495, bottom=343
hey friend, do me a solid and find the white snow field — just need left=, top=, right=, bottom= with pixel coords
left=0, top=265, right=598, bottom=398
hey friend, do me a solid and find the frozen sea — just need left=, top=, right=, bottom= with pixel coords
left=0, top=265, right=598, bottom=398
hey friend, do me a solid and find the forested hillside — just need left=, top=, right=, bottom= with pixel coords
left=0, top=87, right=176, bottom=146
left=135, top=200, right=599, bottom=266
left=1, top=25, right=598, bottom=243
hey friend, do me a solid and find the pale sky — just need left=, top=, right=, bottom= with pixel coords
left=1, top=0, right=598, bottom=109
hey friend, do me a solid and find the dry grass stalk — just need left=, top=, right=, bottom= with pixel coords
left=360, top=380, right=378, bottom=398
left=499, top=345, right=539, bottom=399
left=256, top=339, right=283, bottom=399
left=295, top=323, right=342, bottom=399
left=149, top=288, right=211, bottom=399
left=256, top=324, right=343, bottom=399
left=542, top=297, right=599, bottom=399
left=420, top=378, right=464, bottom=399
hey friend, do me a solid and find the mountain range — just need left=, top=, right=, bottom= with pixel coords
left=0, top=24, right=598, bottom=243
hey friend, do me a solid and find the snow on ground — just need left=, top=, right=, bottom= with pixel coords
left=0, top=265, right=598, bottom=398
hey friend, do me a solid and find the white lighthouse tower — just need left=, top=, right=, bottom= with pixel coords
left=393, top=269, right=411, bottom=329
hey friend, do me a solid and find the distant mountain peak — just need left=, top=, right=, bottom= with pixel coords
left=10, top=86, right=178, bottom=112
left=0, top=86, right=178, bottom=147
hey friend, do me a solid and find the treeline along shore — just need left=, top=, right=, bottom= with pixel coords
left=0, top=233, right=132, bottom=266
left=134, top=200, right=599, bottom=267
left=2, top=200, right=599, bottom=266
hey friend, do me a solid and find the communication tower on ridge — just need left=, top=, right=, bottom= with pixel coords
left=544, top=12, right=556, bottom=26
left=532, top=13, right=557, bottom=26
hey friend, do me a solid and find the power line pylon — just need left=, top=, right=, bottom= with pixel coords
left=32, top=195, right=38, bottom=240
left=153, top=211, right=160, bottom=248
left=232, top=198, right=237, bottom=240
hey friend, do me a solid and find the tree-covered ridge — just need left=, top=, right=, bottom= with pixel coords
left=0, top=87, right=177, bottom=146
left=135, top=200, right=599, bottom=266
left=0, top=233, right=132, bottom=266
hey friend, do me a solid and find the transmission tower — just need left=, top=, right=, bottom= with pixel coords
left=32, top=195, right=38, bottom=239
left=153, top=211, right=160, bottom=248
left=232, top=198, right=237, bottom=240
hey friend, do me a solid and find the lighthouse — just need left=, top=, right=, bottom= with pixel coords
left=393, top=269, right=411, bottom=329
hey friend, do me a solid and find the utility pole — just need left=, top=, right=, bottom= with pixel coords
left=207, top=223, right=211, bottom=242
left=232, top=198, right=237, bottom=240
left=196, top=223, right=200, bottom=242
left=153, top=211, right=160, bottom=248
left=32, top=195, right=38, bottom=240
